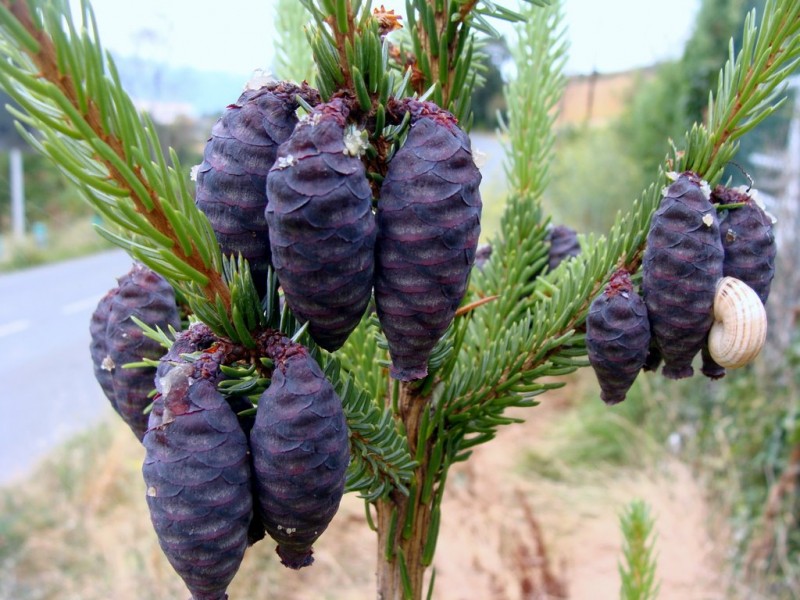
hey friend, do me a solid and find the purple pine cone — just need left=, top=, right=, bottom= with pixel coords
left=642, top=172, right=724, bottom=379
left=250, top=346, right=349, bottom=569
left=375, top=102, right=482, bottom=381
left=196, top=82, right=319, bottom=297
left=547, top=225, right=581, bottom=271
left=713, top=185, right=776, bottom=305
left=143, top=365, right=252, bottom=600
left=474, top=243, right=492, bottom=271
left=266, top=99, right=376, bottom=351
left=156, top=323, right=266, bottom=546
left=91, top=263, right=180, bottom=440
left=89, top=287, right=118, bottom=409
left=700, top=339, right=726, bottom=380
left=586, top=270, right=651, bottom=404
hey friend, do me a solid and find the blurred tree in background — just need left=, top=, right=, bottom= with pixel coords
left=0, top=90, right=85, bottom=232
left=470, top=38, right=511, bottom=131
left=541, top=0, right=763, bottom=237
left=617, top=0, right=761, bottom=182
left=0, top=90, right=25, bottom=149
left=683, top=0, right=755, bottom=120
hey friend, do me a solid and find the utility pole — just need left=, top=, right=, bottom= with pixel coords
left=10, top=146, right=24, bottom=240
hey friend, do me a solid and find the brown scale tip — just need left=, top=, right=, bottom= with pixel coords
left=388, top=97, right=459, bottom=130
left=269, top=81, right=321, bottom=108
left=711, top=184, right=751, bottom=205
left=679, top=170, right=705, bottom=188
left=256, top=330, right=308, bottom=374
left=374, top=5, right=403, bottom=36
left=605, top=269, right=633, bottom=297
left=312, top=97, right=350, bottom=125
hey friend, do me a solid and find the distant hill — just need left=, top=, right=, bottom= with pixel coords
left=111, top=55, right=256, bottom=120
left=108, top=54, right=651, bottom=128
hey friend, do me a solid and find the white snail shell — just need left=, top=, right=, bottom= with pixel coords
left=707, top=276, right=767, bottom=369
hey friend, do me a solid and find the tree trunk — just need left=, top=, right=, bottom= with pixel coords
left=375, top=383, right=436, bottom=600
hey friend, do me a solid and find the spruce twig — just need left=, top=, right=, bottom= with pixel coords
left=619, top=500, right=660, bottom=600
left=402, top=0, right=546, bottom=123
left=500, top=0, right=568, bottom=201
left=444, top=0, right=800, bottom=448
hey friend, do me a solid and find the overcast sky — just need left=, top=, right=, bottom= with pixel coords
left=80, top=0, right=701, bottom=79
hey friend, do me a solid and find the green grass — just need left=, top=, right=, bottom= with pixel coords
left=0, top=216, right=112, bottom=272
left=520, top=374, right=662, bottom=481
left=545, top=125, right=646, bottom=234
left=478, top=183, right=508, bottom=243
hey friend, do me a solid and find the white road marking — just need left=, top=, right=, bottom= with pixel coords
left=0, top=319, right=31, bottom=337
left=61, top=295, right=101, bottom=315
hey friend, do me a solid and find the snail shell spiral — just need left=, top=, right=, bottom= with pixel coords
left=707, top=276, right=767, bottom=369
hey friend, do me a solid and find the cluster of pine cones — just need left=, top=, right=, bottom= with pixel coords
left=89, top=79, right=483, bottom=599
left=91, top=265, right=349, bottom=599
left=586, top=171, right=776, bottom=404
left=196, top=81, right=482, bottom=381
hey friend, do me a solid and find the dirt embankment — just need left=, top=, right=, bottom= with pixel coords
left=431, top=398, right=726, bottom=600
left=557, top=68, right=654, bottom=127
left=1, top=387, right=726, bottom=600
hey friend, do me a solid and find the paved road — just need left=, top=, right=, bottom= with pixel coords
left=0, top=249, right=134, bottom=484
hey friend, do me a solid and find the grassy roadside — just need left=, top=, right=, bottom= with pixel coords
left=0, top=372, right=731, bottom=599
left=0, top=216, right=112, bottom=273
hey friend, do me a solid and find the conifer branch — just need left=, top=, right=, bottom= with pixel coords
left=322, top=357, right=416, bottom=501
left=466, top=0, right=566, bottom=342
left=300, top=0, right=390, bottom=107
left=456, top=1, right=565, bottom=380
left=682, top=0, right=800, bottom=182
left=499, top=0, right=568, bottom=200
left=337, top=312, right=389, bottom=402
left=446, top=0, right=800, bottom=448
left=619, top=500, right=660, bottom=600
